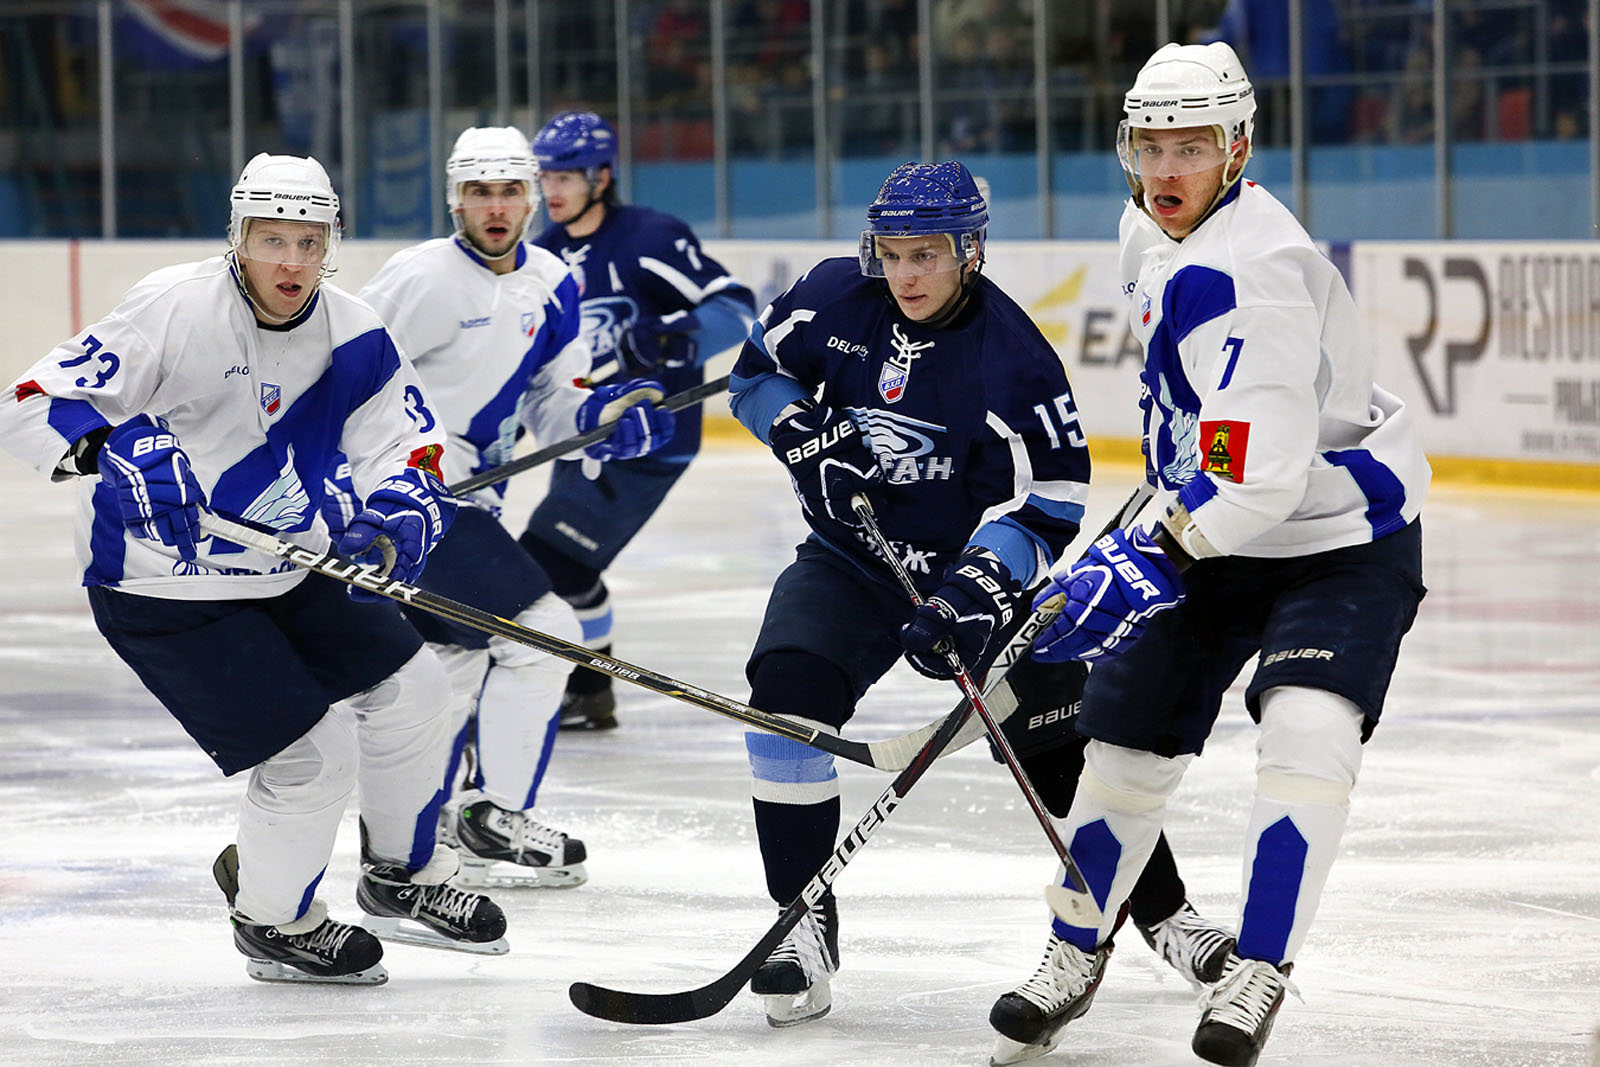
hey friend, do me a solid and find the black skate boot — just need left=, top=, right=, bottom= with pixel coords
left=447, top=794, right=589, bottom=888
left=1191, top=954, right=1298, bottom=1066
left=356, top=828, right=509, bottom=955
left=749, top=891, right=838, bottom=1027
left=213, top=844, right=386, bottom=985
left=989, top=934, right=1114, bottom=1065
left=1137, top=899, right=1236, bottom=990
left=559, top=654, right=617, bottom=731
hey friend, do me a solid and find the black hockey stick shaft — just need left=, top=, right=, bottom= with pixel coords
left=446, top=374, right=731, bottom=495
left=850, top=496, right=1098, bottom=921
left=197, top=511, right=911, bottom=770
left=569, top=678, right=980, bottom=1024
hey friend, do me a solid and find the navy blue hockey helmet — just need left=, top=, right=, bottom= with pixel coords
left=860, top=160, right=988, bottom=278
left=533, top=111, right=618, bottom=172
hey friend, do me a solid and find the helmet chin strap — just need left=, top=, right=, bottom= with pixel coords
left=920, top=244, right=984, bottom=328
left=228, top=251, right=319, bottom=326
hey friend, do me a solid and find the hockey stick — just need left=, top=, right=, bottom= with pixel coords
left=564, top=487, right=1151, bottom=1025
left=446, top=373, right=731, bottom=496
left=850, top=495, right=1099, bottom=925
left=867, top=481, right=1155, bottom=771
left=196, top=511, right=943, bottom=772
left=569, top=669, right=981, bottom=1024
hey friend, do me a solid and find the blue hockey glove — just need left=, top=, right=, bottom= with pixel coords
left=769, top=404, right=884, bottom=527
left=338, top=468, right=456, bottom=601
left=900, top=550, right=1021, bottom=679
left=320, top=458, right=358, bottom=542
left=98, top=415, right=207, bottom=561
left=1032, top=526, right=1184, bottom=662
left=577, top=379, right=677, bottom=462
left=621, top=311, right=700, bottom=371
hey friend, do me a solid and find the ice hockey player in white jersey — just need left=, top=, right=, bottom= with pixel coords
left=989, top=43, right=1431, bottom=1066
left=345, top=126, right=676, bottom=889
left=0, top=153, right=512, bottom=984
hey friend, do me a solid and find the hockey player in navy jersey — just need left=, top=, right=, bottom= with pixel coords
left=0, top=154, right=509, bottom=984
left=517, top=111, right=757, bottom=730
left=723, top=159, right=1105, bottom=1028
left=341, top=126, right=677, bottom=888
left=988, top=43, right=1431, bottom=1067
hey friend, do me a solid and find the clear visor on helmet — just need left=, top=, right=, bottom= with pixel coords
left=859, top=231, right=980, bottom=279
left=455, top=178, right=534, bottom=211
left=235, top=218, right=334, bottom=268
left=1116, top=121, right=1234, bottom=178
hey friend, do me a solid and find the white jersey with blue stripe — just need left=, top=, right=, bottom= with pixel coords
left=0, top=257, right=447, bottom=599
left=358, top=237, right=591, bottom=511
left=1122, top=180, right=1431, bottom=558
left=730, top=258, right=1091, bottom=595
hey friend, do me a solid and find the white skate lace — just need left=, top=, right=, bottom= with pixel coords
left=1152, top=903, right=1234, bottom=979
left=1201, top=958, right=1300, bottom=1031
left=1014, top=936, right=1095, bottom=1012
left=290, top=919, right=356, bottom=958
left=411, top=882, right=481, bottom=927
left=768, top=909, right=834, bottom=981
left=505, top=811, right=568, bottom=862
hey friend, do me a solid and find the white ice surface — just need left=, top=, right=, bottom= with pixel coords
left=2, top=443, right=1598, bottom=1066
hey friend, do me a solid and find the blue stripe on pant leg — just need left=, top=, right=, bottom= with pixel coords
left=1239, top=815, right=1308, bottom=963
left=1051, top=819, right=1121, bottom=950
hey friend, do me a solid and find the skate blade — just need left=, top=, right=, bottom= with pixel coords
left=761, top=983, right=832, bottom=1028
left=358, top=915, right=510, bottom=956
left=1043, top=883, right=1102, bottom=927
left=990, top=1033, right=1060, bottom=1066
left=245, top=957, right=389, bottom=986
left=456, top=858, right=588, bottom=889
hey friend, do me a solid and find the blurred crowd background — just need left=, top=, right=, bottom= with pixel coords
left=1, top=0, right=1593, bottom=241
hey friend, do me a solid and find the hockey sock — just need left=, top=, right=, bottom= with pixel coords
left=752, top=794, right=842, bottom=904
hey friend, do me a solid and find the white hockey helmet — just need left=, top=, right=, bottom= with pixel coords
left=227, top=152, right=341, bottom=271
left=1117, top=43, right=1255, bottom=221
left=446, top=126, right=540, bottom=212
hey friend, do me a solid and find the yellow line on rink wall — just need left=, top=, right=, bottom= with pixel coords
left=703, top=414, right=1600, bottom=494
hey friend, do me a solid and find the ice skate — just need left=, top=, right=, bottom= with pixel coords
left=213, top=844, right=387, bottom=985
left=988, top=934, right=1113, bottom=1065
left=445, top=794, right=589, bottom=888
left=356, top=836, right=509, bottom=956
left=1191, top=954, right=1298, bottom=1067
left=749, top=892, right=838, bottom=1027
left=1136, top=899, right=1236, bottom=991
left=558, top=681, right=617, bottom=731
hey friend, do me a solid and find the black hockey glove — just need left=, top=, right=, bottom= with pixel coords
left=769, top=404, right=884, bottom=526
left=899, top=549, right=1021, bottom=680
left=621, top=311, right=700, bottom=372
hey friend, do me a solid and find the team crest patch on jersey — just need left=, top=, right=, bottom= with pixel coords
left=1200, top=420, right=1249, bottom=482
left=521, top=311, right=537, bottom=335
left=260, top=381, right=281, bottom=415
left=878, top=363, right=908, bottom=403
left=409, top=443, right=445, bottom=481
left=1141, top=292, right=1153, bottom=326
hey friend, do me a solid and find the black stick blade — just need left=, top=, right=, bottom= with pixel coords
left=569, top=978, right=741, bottom=1025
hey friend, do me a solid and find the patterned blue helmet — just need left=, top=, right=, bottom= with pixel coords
left=533, top=111, right=618, bottom=172
left=860, top=160, right=988, bottom=278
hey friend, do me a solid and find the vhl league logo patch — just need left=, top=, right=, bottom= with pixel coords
left=260, top=381, right=281, bottom=415
left=879, top=323, right=934, bottom=404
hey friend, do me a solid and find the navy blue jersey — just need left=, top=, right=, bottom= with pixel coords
left=533, top=204, right=755, bottom=460
left=730, top=257, right=1091, bottom=597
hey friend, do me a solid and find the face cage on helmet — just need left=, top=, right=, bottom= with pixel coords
left=859, top=229, right=983, bottom=278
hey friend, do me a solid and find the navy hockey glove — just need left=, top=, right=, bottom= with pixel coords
left=769, top=404, right=883, bottom=527
left=577, top=379, right=677, bottom=461
left=899, top=550, right=1021, bottom=680
left=1032, top=526, right=1184, bottom=662
left=338, top=468, right=456, bottom=600
left=320, top=459, right=357, bottom=542
left=621, top=311, right=700, bottom=371
left=98, top=415, right=207, bottom=561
